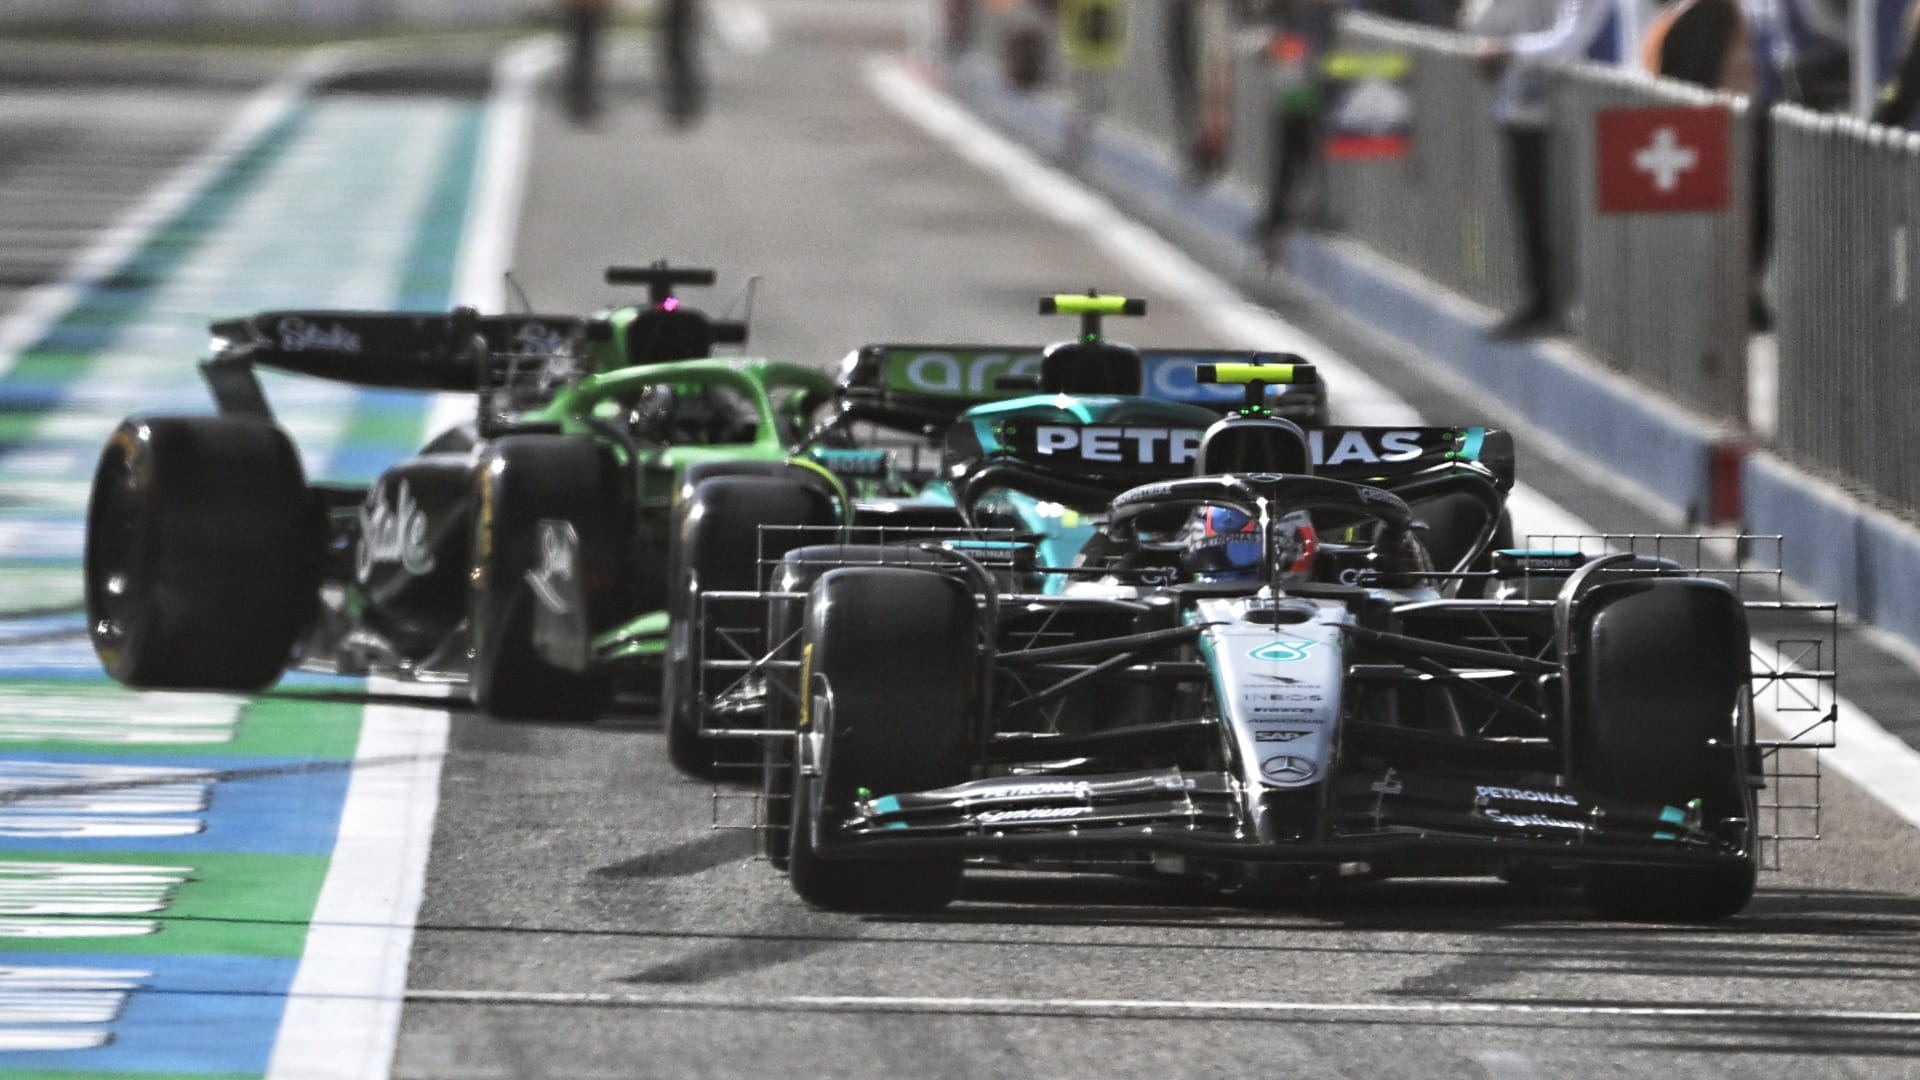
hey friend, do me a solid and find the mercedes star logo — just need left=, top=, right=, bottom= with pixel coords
left=1261, top=755, right=1317, bottom=784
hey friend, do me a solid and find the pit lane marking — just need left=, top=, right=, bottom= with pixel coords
left=266, top=685, right=451, bottom=1079
left=403, top=989, right=1920, bottom=1025
left=268, top=33, right=556, bottom=1077
left=0, top=47, right=354, bottom=383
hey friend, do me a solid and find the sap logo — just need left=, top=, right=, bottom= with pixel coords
left=1249, top=639, right=1319, bottom=663
left=1034, top=426, right=1202, bottom=465
left=894, top=351, right=1042, bottom=395
left=1308, top=429, right=1423, bottom=466
left=1254, top=730, right=1311, bottom=742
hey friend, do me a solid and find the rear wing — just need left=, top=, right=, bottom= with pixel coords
left=947, top=420, right=1513, bottom=519
left=201, top=308, right=586, bottom=419
left=956, top=420, right=1513, bottom=484
left=835, top=344, right=1326, bottom=435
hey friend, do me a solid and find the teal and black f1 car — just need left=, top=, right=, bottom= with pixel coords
left=677, top=302, right=1809, bottom=922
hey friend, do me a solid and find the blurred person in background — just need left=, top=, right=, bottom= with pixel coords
left=1744, top=0, right=1852, bottom=110
left=1734, top=0, right=1849, bottom=327
left=1641, top=0, right=1755, bottom=89
left=1871, top=0, right=1920, bottom=126
left=561, top=0, right=612, bottom=123
left=661, top=0, right=706, bottom=125
left=1254, top=0, right=1339, bottom=261
left=1474, top=0, right=1620, bottom=339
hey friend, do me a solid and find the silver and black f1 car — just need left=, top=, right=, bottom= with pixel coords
left=710, top=352, right=1829, bottom=922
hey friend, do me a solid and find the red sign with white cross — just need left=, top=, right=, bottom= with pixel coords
left=1595, top=105, right=1730, bottom=213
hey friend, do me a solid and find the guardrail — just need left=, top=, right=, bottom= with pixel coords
left=1326, top=15, right=1751, bottom=425
left=1771, top=106, right=1920, bottom=510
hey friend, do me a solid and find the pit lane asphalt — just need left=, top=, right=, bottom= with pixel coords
left=390, top=3, right=1920, bottom=1078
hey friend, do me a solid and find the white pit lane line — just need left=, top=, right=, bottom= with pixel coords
left=268, top=40, right=556, bottom=1080
left=402, top=989, right=1920, bottom=1026
left=864, top=53, right=1920, bottom=836
left=267, top=684, right=451, bottom=1079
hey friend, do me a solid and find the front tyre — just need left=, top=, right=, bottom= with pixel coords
left=84, top=416, right=319, bottom=691
left=788, top=567, right=974, bottom=913
left=1573, top=578, right=1757, bottom=922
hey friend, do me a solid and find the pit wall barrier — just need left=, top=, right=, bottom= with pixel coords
left=935, top=6, right=1920, bottom=652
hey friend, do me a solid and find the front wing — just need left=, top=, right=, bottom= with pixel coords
left=811, top=767, right=1750, bottom=871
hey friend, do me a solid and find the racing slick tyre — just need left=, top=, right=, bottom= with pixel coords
left=85, top=416, right=320, bottom=691
left=664, top=475, right=835, bottom=779
left=759, top=544, right=947, bottom=870
left=1572, top=578, right=1757, bottom=922
left=789, top=567, right=974, bottom=913
left=470, top=435, right=617, bottom=722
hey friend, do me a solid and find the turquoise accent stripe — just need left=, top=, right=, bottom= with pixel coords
left=871, top=795, right=902, bottom=815
left=1659, top=805, right=1688, bottom=824
left=1460, top=426, right=1486, bottom=462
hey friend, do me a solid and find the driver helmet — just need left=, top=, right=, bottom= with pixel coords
left=1180, top=505, right=1317, bottom=583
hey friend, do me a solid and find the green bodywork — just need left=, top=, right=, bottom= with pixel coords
left=518, top=356, right=841, bottom=662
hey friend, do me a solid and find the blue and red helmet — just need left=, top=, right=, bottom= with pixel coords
left=1181, top=506, right=1317, bottom=582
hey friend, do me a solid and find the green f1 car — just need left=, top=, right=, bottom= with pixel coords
left=82, top=264, right=873, bottom=722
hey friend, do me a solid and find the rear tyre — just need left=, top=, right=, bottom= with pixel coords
left=789, top=567, right=974, bottom=913
left=84, top=416, right=319, bottom=691
left=664, top=475, right=835, bottom=778
left=470, top=435, right=617, bottom=721
left=1573, top=579, right=1757, bottom=921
